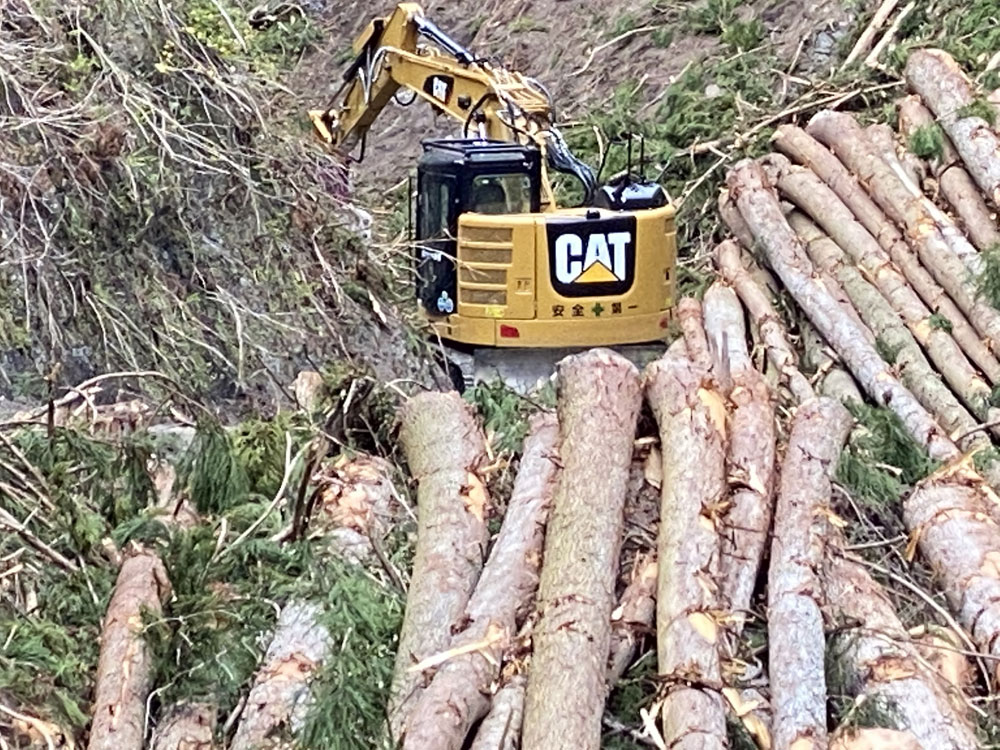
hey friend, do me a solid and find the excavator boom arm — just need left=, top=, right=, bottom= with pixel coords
left=310, top=3, right=596, bottom=203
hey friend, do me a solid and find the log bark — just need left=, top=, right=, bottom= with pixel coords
left=607, top=553, right=658, bottom=685
left=402, top=413, right=560, bottom=750
left=830, top=729, right=923, bottom=750
left=151, top=703, right=216, bottom=750
left=800, top=322, right=863, bottom=404
left=824, top=551, right=978, bottom=750
left=521, top=349, right=642, bottom=750
left=726, top=159, right=959, bottom=463
left=903, top=476, right=1000, bottom=681
left=469, top=675, right=527, bottom=750
left=645, top=347, right=727, bottom=750
left=768, top=398, right=852, bottom=750
left=805, top=110, right=1000, bottom=347
left=775, top=160, right=1000, bottom=420
left=88, top=553, right=172, bottom=750
left=719, top=189, right=756, bottom=250
left=677, top=296, right=716, bottom=376
left=788, top=210, right=1000, bottom=447
left=866, top=122, right=924, bottom=187
left=772, top=124, right=1000, bottom=382
left=389, top=392, right=490, bottom=736
left=897, top=95, right=1000, bottom=252
left=230, top=601, right=331, bottom=750
left=702, top=281, right=777, bottom=630
left=703, top=282, right=752, bottom=385
left=905, top=48, right=1000, bottom=206
left=714, top=239, right=816, bottom=404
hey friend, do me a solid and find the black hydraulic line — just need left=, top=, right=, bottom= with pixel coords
left=414, top=14, right=474, bottom=65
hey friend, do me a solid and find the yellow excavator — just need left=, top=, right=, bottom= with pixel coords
left=310, top=2, right=678, bottom=388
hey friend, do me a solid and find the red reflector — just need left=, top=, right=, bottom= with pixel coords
left=659, top=317, right=669, bottom=329
left=499, top=324, right=520, bottom=338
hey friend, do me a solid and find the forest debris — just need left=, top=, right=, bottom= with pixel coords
left=389, top=392, right=491, bottom=737
left=468, top=674, right=527, bottom=750
left=772, top=124, right=1000, bottom=383
left=905, top=48, right=1000, bottom=206
left=903, top=477, right=1000, bottom=681
left=800, top=322, right=863, bottom=404
left=151, top=702, right=216, bottom=750
left=768, top=397, right=851, bottom=750
left=840, top=0, right=900, bottom=69
left=910, top=626, right=973, bottom=695
left=229, top=601, right=331, bottom=750
left=897, top=95, right=1000, bottom=252
left=522, top=349, right=642, bottom=750
left=713, top=240, right=815, bottom=404
left=646, top=346, right=727, bottom=749
left=824, top=552, right=977, bottom=749
left=88, top=553, right=172, bottom=750
left=726, top=159, right=958, bottom=463
left=291, top=371, right=325, bottom=412
left=402, top=413, right=560, bottom=750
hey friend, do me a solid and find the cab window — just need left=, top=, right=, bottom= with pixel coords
left=418, top=174, right=454, bottom=239
left=471, top=173, right=532, bottom=215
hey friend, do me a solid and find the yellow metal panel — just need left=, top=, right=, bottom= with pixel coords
left=457, top=213, right=537, bottom=320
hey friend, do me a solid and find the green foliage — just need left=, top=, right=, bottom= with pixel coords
left=602, top=656, right=658, bottom=748
left=231, top=412, right=310, bottom=499
left=957, top=98, right=998, bottom=126
left=296, top=562, right=403, bottom=750
left=179, top=421, right=250, bottom=514
left=684, top=0, right=741, bottom=34
left=908, top=123, right=945, bottom=160
left=826, top=634, right=903, bottom=731
left=976, top=244, right=1000, bottom=310
left=727, top=716, right=760, bottom=750
left=874, top=335, right=903, bottom=365
left=721, top=18, right=765, bottom=50
left=465, top=380, right=536, bottom=454
left=928, top=312, right=953, bottom=332
left=836, top=403, right=937, bottom=532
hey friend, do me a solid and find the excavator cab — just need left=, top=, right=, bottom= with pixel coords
left=414, top=139, right=541, bottom=317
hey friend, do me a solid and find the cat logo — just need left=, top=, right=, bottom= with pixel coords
left=547, top=215, right=636, bottom=298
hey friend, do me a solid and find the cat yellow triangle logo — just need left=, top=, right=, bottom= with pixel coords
left=576, top=262, right=618, bottom=283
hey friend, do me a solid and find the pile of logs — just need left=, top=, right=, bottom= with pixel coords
left=385, top=47, right=1000, bottom=750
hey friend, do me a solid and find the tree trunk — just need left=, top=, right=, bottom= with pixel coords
left=800, top=322, right=863, bottom=404
left=702, top=282, right=777, bottom=631
left=703, top=281, right=751, bottom=387
left=469, top=675, right=527, bottom=750
left=726, top=159, right=959, bottom=463
left=151, top=703, right=216, bottom=750
left=389, top=392, right=490, bottom=737
left=905, top=48, right=1000, bottom=206
left=788, top=210, right=1000, bottom=447
left=768, top=397, right=852, bottom=750
left=230, top=601, right=330, bottom=750
left=607, top=553, right=658, bottom=685
left=719, top=189, right=756, bottom=250
left=87, top=553, right=172, bottom=750
left=772, top=124, right=1000, bottom=382
left=402, top=413, right=560, bottom=750
left=830, top=729, right=923, bottom=750
left=903, top=477, right=1000, bottom=681
left=645, top=346, right=728, bottom=750
left=805, top=111, right=1000, bottom=347
left=897, top=95, right=1000, bottom=252
left=521, top=349, right=642, bottom=750
left=866, top=122, right=925, bottom=188
left=775, top=161, right=1000, bottom=414
left=714, top=239, right=816, bottom=404
left=677, top=296, right=716, bottom=376
left=824, top=551, right=978, bottom=750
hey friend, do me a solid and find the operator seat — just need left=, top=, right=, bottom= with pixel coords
left=472, top=181, right=507, bottom=214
